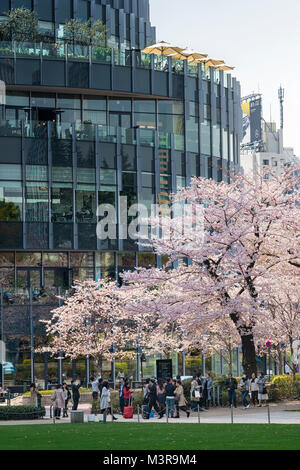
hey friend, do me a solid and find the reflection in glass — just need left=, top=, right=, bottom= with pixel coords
left=25, top=183, right=48, bottom=222
left=51, top=186, right=73, bottom=222
left=0, top=182, right=22, bottom=221
left=76, top=187, right=96, bottom=223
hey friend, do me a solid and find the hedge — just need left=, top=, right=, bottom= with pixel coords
left=0, top=406, right=46, bottom=421
left=270, top=374, right=300, bottom=400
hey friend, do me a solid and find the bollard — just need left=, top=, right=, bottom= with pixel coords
left=137, top=405, right=140, bottom=423
left=267, top=404, right=271, bottom=424
left=231, top=405, right=234, bottom=424
left=166, top=404, right=169, bottom=423
left=197, top=404, right=200, bottom=424
left=111, top=403, right=114, bottom=422
left=103, top=410, right=107, bottom=424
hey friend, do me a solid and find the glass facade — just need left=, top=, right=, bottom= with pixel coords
left=0, top=0, right=243, bottom=387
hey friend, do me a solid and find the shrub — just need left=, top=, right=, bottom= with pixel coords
left=0, top=406, right=45, bottom=420
left=271, top=374, right=300, bottom=400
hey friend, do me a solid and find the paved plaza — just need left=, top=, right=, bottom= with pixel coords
left=0, top=401, right=300, bottom=426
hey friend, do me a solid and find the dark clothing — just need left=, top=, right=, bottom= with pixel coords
left=72, top=383, right=81, bottom=410
left=228, top=390, right=237, bottom=408
left=146, top=383, right=162, bottom=419
left=225, top=378, right=238, bottom=391
left=251, top=390, right=259, bottom=406
left=165, top=383, right=176, bottom=397
left=92, top=392, right=98, bottom=400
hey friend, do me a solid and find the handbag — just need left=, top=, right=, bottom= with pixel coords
left=194, top=390, right=200, bottom=399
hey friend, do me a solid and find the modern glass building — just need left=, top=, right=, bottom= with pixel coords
left=0, top=0, right=244, bottom=388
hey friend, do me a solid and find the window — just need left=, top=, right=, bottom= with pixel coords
left=0, top=164, right=21, bottom=180
left=263, top=160, right=270, bottom=166
left=213, top=125, right=221, bottom=158
left=51, top=185, right=73, bottom=223
left=134, top=100, right=155, bottom=113
left=25, top=183, right=49, bottom=222
left=200, top=121, right=211, bottom=156
left=0, top=181, right=22, bottom=221
left=158, top=101, right=184, bottom=115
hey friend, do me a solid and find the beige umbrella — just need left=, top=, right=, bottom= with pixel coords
left=216, top=65, right=235, bottom=71
left=197, top=58, right=225, bottom=67
left=170, top=48, right=208, bottom=61
left=142, top=41, right=184, bottom=56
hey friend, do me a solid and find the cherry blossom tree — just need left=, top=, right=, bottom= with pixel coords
left=254, top=276, right=300, bottom=379
left=40, top=280, right=135, bottom=375
left=123, top=168, right=300, bottom=377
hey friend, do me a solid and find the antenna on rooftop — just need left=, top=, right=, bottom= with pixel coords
left=278, top=85, right=285, bottom=129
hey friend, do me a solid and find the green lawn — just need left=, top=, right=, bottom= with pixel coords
left=0, top=423, right=299, bottom=450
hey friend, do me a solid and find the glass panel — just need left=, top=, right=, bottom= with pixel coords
left=83, top=96, right=107, bottom=111
left=75, top=189, right=96, bottom=223
left=57, top=94, right=81, bottom=109
left=70, top=253, right=94, bottom=267
left=95, top=252, right=115, bottom=267
left=16, top=253, right=41, bottom=267
left=0, top=252, right=14, bottom=266
left=52, top=167, right=73, bottom=182
left=158, top=101, right=184, bottom=115
left=43, top=253, right=68, bottom=267
left=100, top=169, right=116, bottom=185
left=222, top=129, right=229, bottom=160
left=0, top=181, right=22, bottom=221
left=186, top=117, right=199, bottom=153
left=5, top=92, right=29, bottom=107
left=134, top=113, right=156, bottom=129
left=213, top=125, right=221, bottom=158
left=26, top=165, right=48, bottom=181
left=137, top=253, right=156, bottom=267
left=25, top=183, right=49, bottom=222
left=31, top=93, right=56, bottom=108
left=109, top=99, right=131, bottom=112
left=0, top=164, right=21, bottom=180
left=134, top=100, right=155, bottom=113
left=118, top=252, right=136, bottom=267
left=51, top=187, right=73, bottom=223
left=77, top=168, right=96, bottom=184
left=200, top=120, right=211, bottom=156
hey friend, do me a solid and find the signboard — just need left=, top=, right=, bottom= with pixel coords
left=241, top=95, right=262, bottom=146
left=266, top=340, right=272, bottom=349
left=156, top=360, right=172, bottom=381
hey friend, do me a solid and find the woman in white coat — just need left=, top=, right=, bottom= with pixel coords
left=100, top=381, right=118, bottom=420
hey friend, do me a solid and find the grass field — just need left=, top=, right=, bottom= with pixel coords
left=0, top=423, right=299, bottom=450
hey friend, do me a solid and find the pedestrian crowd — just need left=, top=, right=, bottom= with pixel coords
left=33, top=369, right=269, bottom=420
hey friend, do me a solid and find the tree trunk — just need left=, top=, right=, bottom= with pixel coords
left=97, top=356, right=103, bottom=377
left=240, top=333, right=257, bottom=378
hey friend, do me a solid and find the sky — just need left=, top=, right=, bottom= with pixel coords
left=149, top=0, right=300, bottom=155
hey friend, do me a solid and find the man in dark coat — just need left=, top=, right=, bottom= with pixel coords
left=71, top=379, right=82, bottom=410
left=147, top=378, right=163, bottom=419
left=225, top=374, right=238, bottom=408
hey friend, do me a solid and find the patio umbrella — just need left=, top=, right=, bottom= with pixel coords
left=197, top=58, right=225, bottom=67
left=170, top=49, right=208, bottom=61
left=216, top=65, right=235, bottom=71
left=142, top=41, right=184, bottom=56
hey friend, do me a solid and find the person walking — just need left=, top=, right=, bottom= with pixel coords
left=119, top=377, right=125, bottom=415
left=225, top=374, right=238, bottom=408
left=62, top=382, right=71, bottom=417
left=51, top=384, right=65, bottom=419
left=165, top=377, right=176, bottom=419
left=250, top=373, right=259, bottom=407
left=123, top=380, right=133, bottom=407
left=100, top=381, right=118, bottom=420
left=29, top=382, right=38, bottom=407
left=240, top=374, right=250, bottom=409
left=147, top=378, right=163, bottom=419
left=174, top=380, right=190, bottom=418
left=190, top=375, right=201, bottom=411
left=71, top=379, right=82, bottom=410
left=257, top=372, right=268, bottom=407
left=156, top=379, right=166, bottom=416
left=91, top=376, right=102, bottom=400
left=206, top=373, right=213, bottom=409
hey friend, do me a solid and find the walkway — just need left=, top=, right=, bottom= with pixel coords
left=0, top=401, right=299, bottom=426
